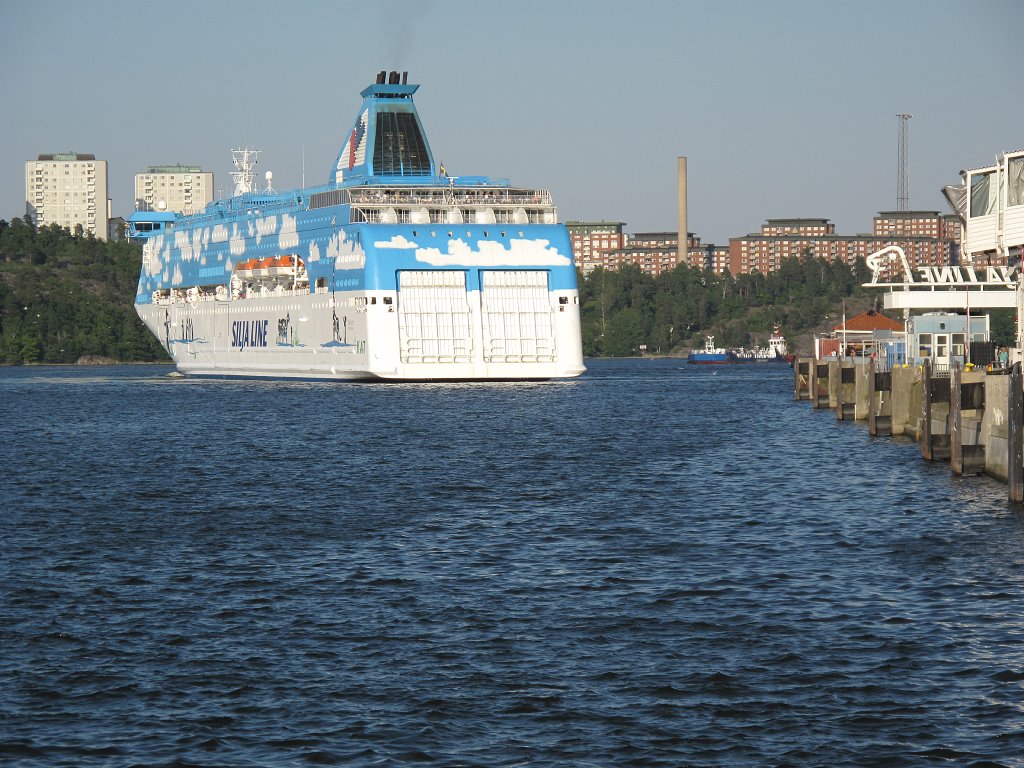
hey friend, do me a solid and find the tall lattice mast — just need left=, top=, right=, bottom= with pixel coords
left=897, top=114, right=913, bottom=212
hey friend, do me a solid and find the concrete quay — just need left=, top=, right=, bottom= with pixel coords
left=793, top=357, right=1024, bottom=501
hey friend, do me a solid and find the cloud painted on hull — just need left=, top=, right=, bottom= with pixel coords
left=329, top=229, right=366, bottom=270
left=374, top=235, right=571, bottom=267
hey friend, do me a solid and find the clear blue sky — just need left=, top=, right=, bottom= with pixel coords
left=3, top=0, right=1022, bottom=245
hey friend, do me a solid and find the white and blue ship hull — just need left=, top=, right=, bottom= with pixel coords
left=136, top=222, right=584, bottom=381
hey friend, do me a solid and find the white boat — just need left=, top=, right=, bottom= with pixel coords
left=129, top=71, right=585, bottom=381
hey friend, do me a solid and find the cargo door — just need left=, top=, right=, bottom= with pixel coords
left=397, top=270, right=473, bottom=363
left=481, top=270, right=556, bottom=363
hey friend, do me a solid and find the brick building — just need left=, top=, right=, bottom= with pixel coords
left=728, top=212, right=962, bottom=278
left=567, top=223, right=730, bottom=278
left=565, top=221, right=628, bottom=274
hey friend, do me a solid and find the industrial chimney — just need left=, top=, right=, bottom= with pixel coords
left=677, top=156, right=688, bottom=265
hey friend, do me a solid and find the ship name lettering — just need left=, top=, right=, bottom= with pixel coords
left=231, top=319, right=269, bottom=349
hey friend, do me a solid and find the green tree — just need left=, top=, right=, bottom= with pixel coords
left=0, top=218, right=169, bottom=364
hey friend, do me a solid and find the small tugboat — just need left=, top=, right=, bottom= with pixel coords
left=687, top=336, right=737, bottom=364
left=732, top=324, right=793, bottom=364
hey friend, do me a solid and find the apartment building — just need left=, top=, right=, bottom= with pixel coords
left=134, top=165, right=213, bottom=214
left=728, top=213, right=961, bottom=278
left=25, top=153, right=109, bottom=240
left=566, top=221, right=628, bottom=274
left=568, top=223, right=730, bottom=278
left=874, top=210, right=961, bottom=240
left=593, top=232, right=722, bottom=278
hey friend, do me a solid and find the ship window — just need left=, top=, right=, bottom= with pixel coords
left=1009, top=157, right=1024, bottom=207
left=383, top=297, right=393, bottom=305
left=373, top=111, right=431, bottom=176
left=970, top=171, right=996, bottom=217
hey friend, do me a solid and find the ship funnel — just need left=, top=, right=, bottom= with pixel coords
left=402, top=71, right=408, bottom=84
left=388, top=71, right=400, bottom=84
left=376, top=70, right=386, bottom=84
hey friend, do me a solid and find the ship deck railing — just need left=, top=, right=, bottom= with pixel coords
left=346, top=187, right=552, bottom=207
left=162, top=185, right=556, bottom=230
left=152, top=285, right=312, bottom=306
left=349, top=206, right=555, bottom=225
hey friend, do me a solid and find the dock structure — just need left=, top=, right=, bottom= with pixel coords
left=799, top=356, right=1021, bottom=498
left=801, top=147, right=1024, bottom=501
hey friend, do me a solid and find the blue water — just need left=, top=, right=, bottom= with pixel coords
left=3, top=360, right=1024, bottom=767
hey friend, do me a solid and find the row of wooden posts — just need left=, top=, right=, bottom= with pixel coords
left=793, top=357, right=1024, bottom=502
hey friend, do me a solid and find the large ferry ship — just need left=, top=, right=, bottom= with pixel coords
left=130, top=71, right=585, bottom=381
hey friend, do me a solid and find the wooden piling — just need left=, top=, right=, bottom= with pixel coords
left=794, top=358, right=811, bottom=401
left=837, top=361, right=856, bottom=420
left=1009, top=363, right=1023, bottom=502
left=950, top=364, right=986, bottom=476
left=921, top=360, right=951, bottom=461
left=812, top=361, right=831, bottom=410
left=868, top=358, right=893, bottom=436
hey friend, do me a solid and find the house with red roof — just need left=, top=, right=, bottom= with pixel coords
left=832, top=310, right=905, bottom=356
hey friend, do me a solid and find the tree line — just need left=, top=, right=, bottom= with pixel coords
left=579, top=256, right=874, bottom=356
left=0, top=216, right=168, bottom=364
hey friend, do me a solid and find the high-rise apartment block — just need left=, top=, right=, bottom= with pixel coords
left=134, top=165, right=213, bottom=214
left=567, top=222, right=729, bottom=278
left=566, top=221, right=628, bottom=274
left=25, top=153, right=109, bottom=240
left=728, top=212, right=962, bottom=278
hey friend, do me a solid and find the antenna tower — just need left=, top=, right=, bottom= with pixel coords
left=230, top=147, right=260, bottom=196
left=897, top=114, right=913, bottom=212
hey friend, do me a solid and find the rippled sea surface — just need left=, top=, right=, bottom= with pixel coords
left=3, top=360, right=1024, bottom=767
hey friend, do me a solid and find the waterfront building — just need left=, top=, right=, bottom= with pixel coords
left=25, top=152, right=109, bottom=240
left=906, top=312, right=989, bottom=369
left=134, top=165, right=214, bottom=215
left=826, top=309, right=906, bottom=357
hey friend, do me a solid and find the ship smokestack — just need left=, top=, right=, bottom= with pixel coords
left=388, top=70, right=400, bottom=84
left=376, top=70, right=386, bottom=84
left=402, top=71, right=408, bottom=84
left=677, top=156, right=688, bottom=266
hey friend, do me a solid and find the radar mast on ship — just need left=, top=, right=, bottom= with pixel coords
left=230, top=147, right=260, bottom=195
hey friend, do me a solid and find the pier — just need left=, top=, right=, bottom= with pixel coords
left=797, top=147, right=1024, bottom=501
left=795, top=356, right=1023, bottom=500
